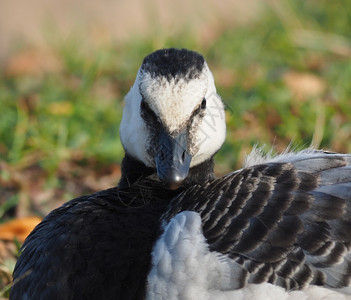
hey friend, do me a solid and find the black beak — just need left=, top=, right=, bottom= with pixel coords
left=155, top=128, right=192, bottom=190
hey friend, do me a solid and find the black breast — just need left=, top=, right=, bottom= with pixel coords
left=10, top=186, right=171, bottom=300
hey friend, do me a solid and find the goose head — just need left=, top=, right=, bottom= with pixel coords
left=120, top=48, right=226, bottom=189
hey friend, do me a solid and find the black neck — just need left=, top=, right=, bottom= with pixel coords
left=118, top=154, right=215, bottom=189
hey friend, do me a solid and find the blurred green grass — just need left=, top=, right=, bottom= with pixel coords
left=1, top=0, right=351, bottom=213
left=0, top=0, right=351, bottom=296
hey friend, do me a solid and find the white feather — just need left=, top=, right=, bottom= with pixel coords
left=147, top=211, right=351, bottom=300
left=208, top=284, right=351, bottom=300
left=119, top=69, right=153, bottom=166
left=243, top=145, right=338, bottom=167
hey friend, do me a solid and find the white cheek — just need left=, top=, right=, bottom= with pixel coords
left=191, top=84, right=226, bottom=166
left=120, top=84, right=154, bottom=167
left=191, top=118, right=226, bottom=166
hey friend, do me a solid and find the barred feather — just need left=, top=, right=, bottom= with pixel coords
left=159, top=151, right=351, bottom=293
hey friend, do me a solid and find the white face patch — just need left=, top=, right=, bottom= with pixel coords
left=190, top=66, right=226, bottom=166
left=120, top=63, right=226, bottom=168
left=139, top=70, right=207, bottom=134
left=120, top=72, right=154, bottom=167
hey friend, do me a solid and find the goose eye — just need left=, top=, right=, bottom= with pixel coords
left=201, top=98, right=207, bottom=109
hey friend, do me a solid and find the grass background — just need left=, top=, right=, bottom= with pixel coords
left=1, top=0, right=351, bottom=296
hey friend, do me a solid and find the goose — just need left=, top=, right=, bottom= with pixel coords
left=10, top=48, right=351, bottom=300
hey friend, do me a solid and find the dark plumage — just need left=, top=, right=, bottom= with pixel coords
left=10, top=155, right=214, bottom=299
left=141, top=48, right=205, bottom=81
left=162, top=153, right=351, bottom=290
left=10, top=48, right=351, bottom=299
left=11, top=187, right=168, bottom=299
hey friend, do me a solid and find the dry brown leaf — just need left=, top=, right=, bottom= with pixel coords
left=0, top=217, right=41, bottom=243
left=283, top=71, right=326, bottom=100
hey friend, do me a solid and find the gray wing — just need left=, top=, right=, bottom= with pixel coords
left=163, top=152, right=351, bottom=291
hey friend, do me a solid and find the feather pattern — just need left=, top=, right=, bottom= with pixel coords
left=157, top=151, right=351, bottom=292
